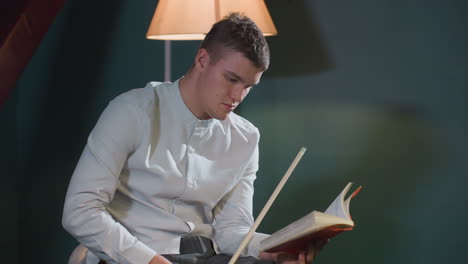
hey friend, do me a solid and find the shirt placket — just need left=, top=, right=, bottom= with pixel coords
left=172, top=120, right=207, bottom=215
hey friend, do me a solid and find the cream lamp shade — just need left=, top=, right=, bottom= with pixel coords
left=146, top=0, right=278, bottom=40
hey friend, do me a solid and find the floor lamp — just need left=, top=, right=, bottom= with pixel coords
left=145, top=0, right=278, bottom=82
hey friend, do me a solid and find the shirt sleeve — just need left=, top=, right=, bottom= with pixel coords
left=62, top=95, right=156, bottom=264
left=212, top=133, right=270, bottom=257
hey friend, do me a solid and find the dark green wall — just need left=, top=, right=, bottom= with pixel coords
left=1, top=0, right=466, bottom=263
left=249, top=1, right=468, bottom=263
left=1, top=86, right=19, bottom=263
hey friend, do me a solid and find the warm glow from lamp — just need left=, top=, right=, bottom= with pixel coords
left=146, top=0, right=278, bottom=40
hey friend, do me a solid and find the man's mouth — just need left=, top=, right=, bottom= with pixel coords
left=223, top=103, right=236, bottom=111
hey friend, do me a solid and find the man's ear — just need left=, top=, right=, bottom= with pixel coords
left=195, top=48, right=210, bottom=71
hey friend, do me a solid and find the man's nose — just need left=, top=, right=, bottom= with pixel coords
left=230, top=85, right=244, bottom=102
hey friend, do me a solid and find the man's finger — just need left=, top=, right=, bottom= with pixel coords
left=276, top=253, right=298, bottom=263
left=298, top=251, right=306, bottom=264
left=306, top=245, right=317, bottom=264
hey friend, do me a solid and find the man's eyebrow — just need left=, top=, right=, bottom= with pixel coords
left=226, top=71, right=259, bottom=86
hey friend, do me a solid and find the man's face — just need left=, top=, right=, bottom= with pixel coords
left=196, top=49, right=264, bottom=120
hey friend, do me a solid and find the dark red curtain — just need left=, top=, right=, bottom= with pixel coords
left=0, top=0, right=66, bottom=106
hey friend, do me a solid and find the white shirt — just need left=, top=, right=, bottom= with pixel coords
left=62, top=80, right=268, bottom=264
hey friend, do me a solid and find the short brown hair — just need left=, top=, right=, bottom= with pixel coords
left=200, top=12, right=270, bottom=71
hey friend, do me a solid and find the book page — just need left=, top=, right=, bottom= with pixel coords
left=324, top=182, right=353, bottom=219
left=344, top=185, right=362, bottom=220
left=260, top=211, right=354, bottom=252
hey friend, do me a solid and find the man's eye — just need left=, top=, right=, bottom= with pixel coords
left=226, top=76, right=237, bottom=83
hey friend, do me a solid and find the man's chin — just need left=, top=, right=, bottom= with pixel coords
left=213, top=112, right=230, bottom=121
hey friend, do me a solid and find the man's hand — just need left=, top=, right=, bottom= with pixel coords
left=148, top=254, right=172, bottom=264
left=259, top=240, right=328, bottom=264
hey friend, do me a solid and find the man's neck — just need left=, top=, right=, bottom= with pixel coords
left=178, top=69, right=208, bottom=120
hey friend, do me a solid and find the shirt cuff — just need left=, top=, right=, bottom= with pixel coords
left=247, top=232, right=270, bottom=258
left=121, top=240, right=157, bottom=264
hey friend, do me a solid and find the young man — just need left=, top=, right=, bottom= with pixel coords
left=63, top=13, right=322, bottom=264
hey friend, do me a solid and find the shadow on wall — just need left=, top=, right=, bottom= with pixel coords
left=309, top=105, right=434, bottom=263
left=265, top=0, right=334, bottom=77
left=250, top=102, right=435, bottom=262
left=17, top=0, right=124, bottom=263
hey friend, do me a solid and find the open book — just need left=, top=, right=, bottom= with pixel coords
left=260, top=182, right=362, bottom=254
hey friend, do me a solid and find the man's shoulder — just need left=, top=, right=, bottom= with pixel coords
left=111, top=81, right=168, bottom=110
left=226, top=112, right=260, bottom=137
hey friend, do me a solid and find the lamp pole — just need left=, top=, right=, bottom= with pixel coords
left=164, top=40, right=171, bottom=82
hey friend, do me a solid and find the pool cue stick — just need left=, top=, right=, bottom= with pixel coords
left=228, top=147, right=307, bottom=264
